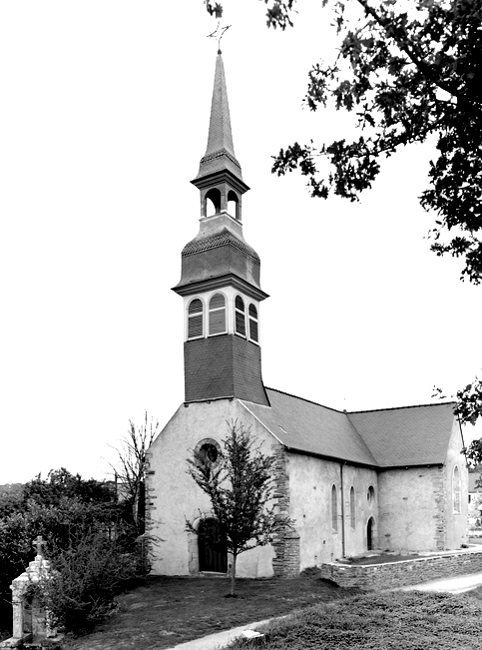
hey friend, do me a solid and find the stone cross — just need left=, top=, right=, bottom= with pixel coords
left=207, top=20, right=231, bottom=52
left=32, top=535, right=46, bottom=558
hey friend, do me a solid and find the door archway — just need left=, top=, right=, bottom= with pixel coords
left=198, top=518, right=227, bottom=573
left=367, top=517, right=375, bottom=551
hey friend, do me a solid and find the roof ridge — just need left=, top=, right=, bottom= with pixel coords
left=265, top=387, right=346, bottom=414
left=266, top=387, right=456, bottom=416
left=348, top=401, right=456, bottom=415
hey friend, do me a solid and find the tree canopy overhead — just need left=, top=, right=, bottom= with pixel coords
left=205, top=0, right=482, bottom=427
left=208, top=0, right=482, bottom=285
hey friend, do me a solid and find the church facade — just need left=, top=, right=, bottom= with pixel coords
left=146, top=52, right=468, bottom=578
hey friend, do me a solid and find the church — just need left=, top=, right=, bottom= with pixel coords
left=146, top=51, right=468, bottom=578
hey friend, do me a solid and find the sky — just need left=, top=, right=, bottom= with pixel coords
left=1, top=0, right=481, bottom=484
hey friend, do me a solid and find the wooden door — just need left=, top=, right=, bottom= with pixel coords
left=198, top=518, right=227, bottom=573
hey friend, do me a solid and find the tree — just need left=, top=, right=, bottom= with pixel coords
left=186, top=421, right=292, bottom=596
left=205, top=0, right=482, bottom=427
left=110, top=411, right=159, bottom=535
left=22, top=467, right=113, bottom=508
left=0, top=469, right=136, bottom=636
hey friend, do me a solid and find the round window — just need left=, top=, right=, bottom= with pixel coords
left=199, top=443, right=218, bottom=464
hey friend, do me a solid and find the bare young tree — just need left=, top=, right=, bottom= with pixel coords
left=110, top=411, right=160, bottom=534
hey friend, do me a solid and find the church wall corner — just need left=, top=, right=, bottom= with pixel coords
left=271, top=446, right=300, bottom=578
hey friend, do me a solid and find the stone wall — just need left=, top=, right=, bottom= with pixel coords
left=271, top=446, right=300, bottom=577
left=320, top=548, right=482, bottom=590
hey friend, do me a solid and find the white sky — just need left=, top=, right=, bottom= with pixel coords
left=1, top=0, right=481, bottom=484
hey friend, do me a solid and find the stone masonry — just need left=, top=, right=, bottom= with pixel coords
left=271, top=445, right=300, bottom=577
left=321, top=547, right=482, bottom=590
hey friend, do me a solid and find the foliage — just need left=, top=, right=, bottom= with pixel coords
left=433, top=378, right=482, bottom=440
left=110, top=411, right=159, bottom=535
left=249, top=1, right=482, bottom=285
left=186, top=421, right=293, bottom=595
left=22, top=467, right=114, bottom=507
left=203, top=1, right=482, bottom=427
left=0, top=469, right=143, bottom=639
left=35, top=530, right=138, bottom=635
left=227, top=590, right=482, bottom=649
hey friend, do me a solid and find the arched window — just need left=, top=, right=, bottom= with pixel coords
left=227, top=190, right=240, bottom=220
left=350, top=486, right=355, bottom=529
left=209, top=293, right=226, bottom=335
left=331, top=485, right=337, bottom=532
left=248, top=304, right=258, bottom=342
left=235, top=296, right=246, bottom=336
left=187, top=298, right=203, bottom=339
left=367, top=485, right=375, bottom=503
left=367, top=517, right=375, bottom=551
left=453, top=465, right=461, bottom=513
left=205, top=188, right=221, bottom=216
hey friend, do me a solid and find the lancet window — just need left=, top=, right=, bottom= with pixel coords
left=331, top=485, right=338, bottom=532
left=248, top=304, right=258, bottom=342
left=235, top=296, right=246, bottom=336
left=453, top=465, right=461, bottom=513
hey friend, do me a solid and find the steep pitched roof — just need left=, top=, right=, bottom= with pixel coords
left=348, top=402, right=456, bottom=467
left=240, top=388, right=456, bottom=469
left=241, top=388, right=378, bottom=467
left=194, top=52, right=244, bottom=182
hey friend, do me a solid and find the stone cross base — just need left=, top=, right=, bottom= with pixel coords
left=0, top=634, right=64, bottom=649
left=0, top=637, right=24, bottom=648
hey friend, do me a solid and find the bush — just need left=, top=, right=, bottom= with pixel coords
left=38, top=530, right=139, bottom=634
left=0, top=470, right=148, bottom=638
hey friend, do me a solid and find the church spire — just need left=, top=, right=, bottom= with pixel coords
left=173, top=50, right=269, bottom=407
left=193, top=51, right=247, bottom=191
left=205, top=52, right=236, bottom=160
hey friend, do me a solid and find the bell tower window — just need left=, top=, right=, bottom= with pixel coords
left=187, top=299, right=204, bottom=340
left=248, top=304, right=258, bottom=342
left=235, top=296, right=246, bottom=336
left=209, top=293, right=226, bottom=335
left=227, top=190, right=240, bottom=220
left=205, top=188, right=221, bottom=217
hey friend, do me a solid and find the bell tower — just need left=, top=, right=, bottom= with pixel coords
left=173, top=51, right=269, bottom=406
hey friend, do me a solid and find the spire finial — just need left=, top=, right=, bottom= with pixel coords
left=207, top=20, right=231, bottom=52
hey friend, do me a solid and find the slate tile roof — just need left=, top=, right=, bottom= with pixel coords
left=348, top=402, right=456, bottom=467
left=240, top=387, right=457, bottom=469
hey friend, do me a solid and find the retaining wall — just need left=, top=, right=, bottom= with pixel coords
left=320, top=548, right=482, bottom=590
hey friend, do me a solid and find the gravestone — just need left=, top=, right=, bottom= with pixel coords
left=0, top=536, right=63, bottom=648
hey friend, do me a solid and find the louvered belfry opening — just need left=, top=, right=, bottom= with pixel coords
left=187, top=298, right=203, bottom=340
left=209, top=293, right=226, bottom=335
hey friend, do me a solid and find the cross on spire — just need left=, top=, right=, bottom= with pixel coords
left=32, top=535, right=46, bottom=558
left=207, top=20, right=231, bottom=53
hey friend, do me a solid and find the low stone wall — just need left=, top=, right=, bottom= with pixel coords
left=320, top=548, right=482, bottom=590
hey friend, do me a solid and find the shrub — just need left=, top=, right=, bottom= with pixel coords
left=0, top=470, right=148, bottom=638
left=38, top=529, right=139, bottom=634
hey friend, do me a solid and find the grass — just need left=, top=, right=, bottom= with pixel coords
left=67, top=574, right=359, bottom=650
left=227, top=590, right=482, bottom=649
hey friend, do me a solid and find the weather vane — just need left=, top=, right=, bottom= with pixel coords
left=207, top=20, right=231, bottom=53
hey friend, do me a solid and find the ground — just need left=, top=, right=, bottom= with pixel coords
left=67, top=575, right=359, bottom=650
left=227, top=589, right=482, bottom=649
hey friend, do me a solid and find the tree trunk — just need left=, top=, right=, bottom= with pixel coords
left=230, top=552, right=237, bottom=596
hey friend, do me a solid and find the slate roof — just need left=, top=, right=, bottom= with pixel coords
left=194, top=52, right=244, bottom=183
left=240, top=388, right=457, bottom=469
